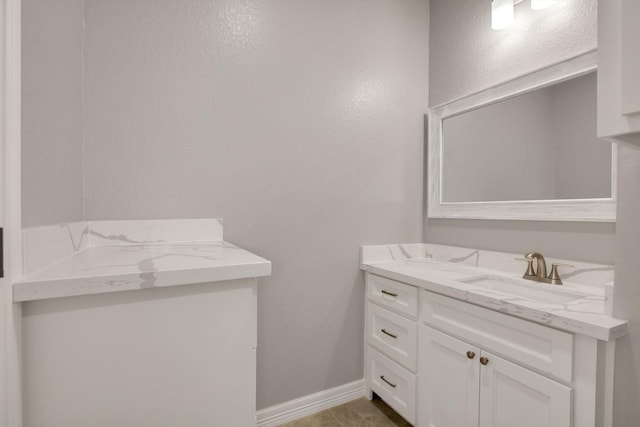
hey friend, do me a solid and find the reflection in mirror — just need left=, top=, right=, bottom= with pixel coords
left=441, top=72, right=610, bottom=203
left=427, top=51, right=615, bottom=222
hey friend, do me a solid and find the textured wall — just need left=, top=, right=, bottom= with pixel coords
left=612, top=146, right=640, bottom=426
left=552, top=72, right=611, bottom=199
left=429, top=0, right=597, bottom=107
left=443, top=88, right=556, bottom=202
left=82, top=0, right=428, bottom=409
left=21, top=0, right=84, bottom=227
left=425, top=0, right=614, bottom=264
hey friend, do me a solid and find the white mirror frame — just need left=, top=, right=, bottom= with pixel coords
left=427, top=50, right=616, bottom=222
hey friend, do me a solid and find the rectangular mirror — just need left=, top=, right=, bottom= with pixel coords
left=428, top=51, right=616, bottom=222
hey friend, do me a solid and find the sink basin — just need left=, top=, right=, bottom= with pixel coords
left=459, top=274, right=586, bottom=304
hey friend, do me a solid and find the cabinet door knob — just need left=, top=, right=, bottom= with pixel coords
left=480, top=357, right=489, bottom=366
left=466, top=351, right=476, bottom=359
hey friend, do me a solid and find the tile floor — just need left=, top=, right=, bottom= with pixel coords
left=277, top=396, right=412, bottom=427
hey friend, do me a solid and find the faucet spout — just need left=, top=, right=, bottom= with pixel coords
left=525, top=252, right=548, bottom=280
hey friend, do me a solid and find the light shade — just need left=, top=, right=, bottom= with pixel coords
left=492, top=0, right=514, bottom=30
left=531, top=0, right=557, bottom=10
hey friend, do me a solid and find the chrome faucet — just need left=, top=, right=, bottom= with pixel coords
left=519, top=252, right=572, bottom=285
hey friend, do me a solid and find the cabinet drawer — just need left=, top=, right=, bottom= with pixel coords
left=367, top=302, right=417, bottom=371
left=422, top=291, right=573, bottom=383
left=367, top=273, right=418, bottom=319
left=366, top=347, right=416, bottom=425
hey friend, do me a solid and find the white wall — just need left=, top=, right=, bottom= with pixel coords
left=425, top=0, right=614, bottom=264
left=81, top=0, right=428, bottom=409
left=21, top=0, right=84, bottom=227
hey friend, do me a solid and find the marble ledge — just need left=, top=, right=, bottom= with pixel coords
left=361, top=243, right=626, bottom=342
left=15, top=220, right=271, bottom=302
left=361, top=243, right=614, bottom=288
left=22, top=218, right=225, bottom=277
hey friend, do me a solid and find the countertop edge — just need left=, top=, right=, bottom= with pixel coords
left=14, top=260, right=272, bottom=302
left=363, top=263, right=628, bottom=342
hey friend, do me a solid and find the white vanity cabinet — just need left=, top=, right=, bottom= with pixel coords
left=22, top=278, right=260, bottom=427
left=365, top=274, right=418, bottom=424
left=420, top=327, right=571, bottom=427
left=364, top=271, right=617, bottom=427
left=17, top=219, right=272, bottom=427
left=598, top=0, right=640, bottom=146
left=419, top=306, right=571, bottom=427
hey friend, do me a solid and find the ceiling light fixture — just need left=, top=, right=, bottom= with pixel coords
left=492, top=0, right=561, bottom=30
left=491, top=0, right=514, bottom=30
left=531, top=0, right=557, bottom=10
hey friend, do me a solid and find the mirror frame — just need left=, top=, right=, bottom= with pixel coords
left=427, top=50, right=616, bottom=222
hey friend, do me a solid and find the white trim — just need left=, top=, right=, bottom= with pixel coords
left=4, top=0, right=22, bottom=282
left=1, top=0, right=23, bottom=426
left=427, top=50, right=617, bottom=222
left=603, top=340, right=616, bottom=427
left=256, top=379, right=365, bottom=427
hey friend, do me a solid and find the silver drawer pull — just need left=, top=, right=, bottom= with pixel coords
left=380, top=375, right=397, bottom=388
left=381, top=289, right=398, bottom=297
left=381, top=328, right=398, bottom=339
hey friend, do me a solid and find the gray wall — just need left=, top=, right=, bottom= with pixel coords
left=443, top=88, right=556, bottom=202
left=425, top=0, right=614, bottom=265
left=81, top=0, right=428, bottom=409
left=443, top=72, right=610, bottom=203
left=21, top=0, right=84, bottom=227
left=613, top=145, right=640, bottom=427
left=552, top=72, right=611, bottom=199
left=429, top=0, right=598, bottom=107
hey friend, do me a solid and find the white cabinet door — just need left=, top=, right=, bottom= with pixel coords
left=479, top=351, right=571, bottom=427
left=621, top=0, right=640, bottom=116
left=419, top=326, right=480, bottom=427
left=598, top=0, right=640, bottom=145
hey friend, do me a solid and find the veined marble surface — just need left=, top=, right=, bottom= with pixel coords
left=89, top=218, right=224, bottom=247
left=23, top=222, right=89, bottom=277
left=22, top=219, right=225, bottom=277
left=16, top=219, right=270, bottom=302
left=361, top=243, right=626, bottom=341
left=361, top=243, right=614, bottom=288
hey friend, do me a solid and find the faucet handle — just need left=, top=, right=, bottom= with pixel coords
left=547, top=263, right=574, bottom=285
left=514, top=257, right=536, bottom=279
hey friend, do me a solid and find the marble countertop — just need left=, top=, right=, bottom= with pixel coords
left=361, top=244, right=627, bottom=341
left=15, top=220, right=271, bottom=302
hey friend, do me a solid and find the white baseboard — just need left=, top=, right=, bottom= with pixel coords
left=256, top=379, right=366, bottom=427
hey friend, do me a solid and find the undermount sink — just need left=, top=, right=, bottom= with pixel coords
left=459, top=274, right=586, bottom=304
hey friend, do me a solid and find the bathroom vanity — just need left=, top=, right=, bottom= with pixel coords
left=411, top=46, right=626, bottom=427
left=361, top=243, right=627, bottom=427
left=15, top=219, right=271, bottom=427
